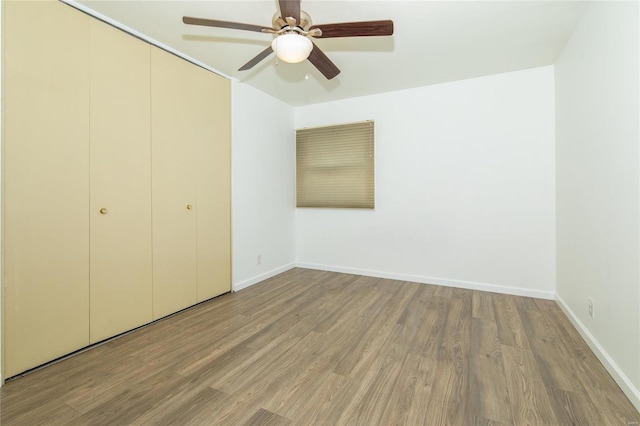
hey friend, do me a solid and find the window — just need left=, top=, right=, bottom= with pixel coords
left=296, top=120, right=374, bottom=209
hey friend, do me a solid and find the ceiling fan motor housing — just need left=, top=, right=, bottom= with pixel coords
left=273, top=10, right=312, bottom=31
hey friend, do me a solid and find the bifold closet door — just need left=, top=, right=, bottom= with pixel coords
left=3, top=2, right=90, bottom=377
left=89, top=20, right=153, bottom=343
left=195, top=73, right=231, bottom=301
left=151, top=47, right=198, bottom=319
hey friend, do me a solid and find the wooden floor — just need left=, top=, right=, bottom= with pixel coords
left=1, top=268, right=638, bottom=425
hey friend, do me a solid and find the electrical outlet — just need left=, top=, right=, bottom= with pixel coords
left=257, top=254, right=262, bottom=265
left=588, top=298, right=594, bottom=318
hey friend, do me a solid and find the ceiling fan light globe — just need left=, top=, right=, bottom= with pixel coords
left=271, top=33, right=312, bottom=63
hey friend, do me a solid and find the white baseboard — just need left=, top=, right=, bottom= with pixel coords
left=296, top=262, right=555, bottom=300
left=556, top=295, right=640, bottom=412
left=232, top=263, right=296, bottom=292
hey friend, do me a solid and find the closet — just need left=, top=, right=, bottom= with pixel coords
left=89, top=21, right=153, bottom=344
left=151, top=48, right=232, bottom=319
left=2, top=1, right=231, bottom=378
left=3, top=1, right=91, bottom=378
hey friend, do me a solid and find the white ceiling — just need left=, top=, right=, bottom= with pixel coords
left=70, top=0, right=587, bottom=106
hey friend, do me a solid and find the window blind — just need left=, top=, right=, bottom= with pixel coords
left=296, top=120, right=374, bottom=208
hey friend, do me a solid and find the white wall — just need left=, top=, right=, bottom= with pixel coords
left=555, top=1, right=640, bottom=410
left=231, top=81, right=296, bottom=291
left=295, top=67, right=556, bottom=298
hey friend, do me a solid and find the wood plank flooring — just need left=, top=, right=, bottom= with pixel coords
left=1, top=268, right=638, bottom=425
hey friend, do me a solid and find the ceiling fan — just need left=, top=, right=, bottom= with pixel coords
left=182, top=0, right=394, bottom=80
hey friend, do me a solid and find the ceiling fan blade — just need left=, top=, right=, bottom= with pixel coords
left=238, top=46, right=274, bottom=71
left=310, top=20, right=394, bottom=38
left=307, top=43, right=340, bottom=80
left=278, top=0, right=300, bottom=23
left=183, top=16, right=273, bottom=33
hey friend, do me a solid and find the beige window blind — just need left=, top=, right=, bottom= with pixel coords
left=296, top=120, right=374, bottom=208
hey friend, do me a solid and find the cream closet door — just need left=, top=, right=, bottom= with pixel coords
left=89, top=21, right=153, bottom=343
left=195, top=73, right=231, bottom=301
left=3, top=2, right=91, bottom=377
left=151, top=47, right=198, bottom=319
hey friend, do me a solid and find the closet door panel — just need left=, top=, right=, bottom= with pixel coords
left=151, top=47, right=198, bottom=319
left=3, top=2, right=90, bottom=377
left=195, top=72, right=232, bottom=301
left=89, top=21, right=153, bottom=343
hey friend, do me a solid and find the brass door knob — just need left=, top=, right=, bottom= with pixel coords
left=99, top=208, right=108, bottom=215
left=186, top=204, right=193, bottom=210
